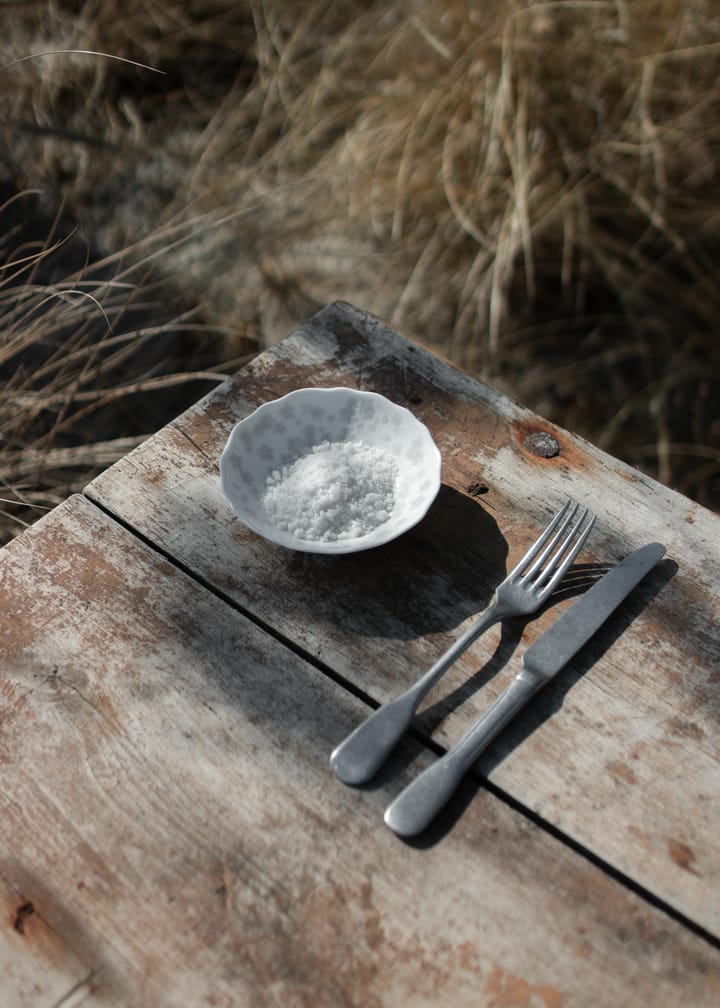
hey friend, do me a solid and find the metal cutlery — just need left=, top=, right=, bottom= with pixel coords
left=331, top=499, right=596, bottom=785
left=384, top=542, right=666, bottom=837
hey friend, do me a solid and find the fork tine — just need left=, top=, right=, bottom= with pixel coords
left=535, top=510, right=596, bottom=594
left=514, top=499, right=573, bottom=576
left=522, top=501, right=579, bottom=582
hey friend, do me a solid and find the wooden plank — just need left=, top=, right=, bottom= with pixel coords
left=83, top=301, right=720, bottom=937
left=0, top=868, right=107, bottom=1008
left=0, top=494, right=718, bottom=1006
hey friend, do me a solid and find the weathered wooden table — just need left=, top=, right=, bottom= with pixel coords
left=1, top=302, right=718, bottom=1006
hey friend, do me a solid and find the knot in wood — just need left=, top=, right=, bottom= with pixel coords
left=13, top=901, right=35, bottom=934
left=523, top=431, right=561, bottom=458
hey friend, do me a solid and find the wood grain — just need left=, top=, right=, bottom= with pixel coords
left=82, top=302, right=720, bottom=941
left=0, top=495, right=718, bottom=1006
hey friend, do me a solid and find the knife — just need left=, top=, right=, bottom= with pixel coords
left=384, top=542, right=666, bottom=837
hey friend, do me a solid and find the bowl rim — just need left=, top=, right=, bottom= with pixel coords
left=219, top=385, right=442, bottom=554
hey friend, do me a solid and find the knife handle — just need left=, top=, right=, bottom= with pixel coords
left=384, top=667, right=542, bottom=837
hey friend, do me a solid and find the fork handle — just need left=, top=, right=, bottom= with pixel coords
left=330, top=604, right=505, bottom=785
left=384, top=667, right=542, bottom=837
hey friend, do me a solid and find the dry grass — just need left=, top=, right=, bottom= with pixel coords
left=1, top=0, right=719, bottom=537
left=0, top=190, right=253, bottom=540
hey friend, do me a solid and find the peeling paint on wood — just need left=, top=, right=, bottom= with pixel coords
left=0, top=496, right=718, bottom=1005
left=2, top=302, right=719, bottom=1004
left=83, top=302, right=720, bottom=940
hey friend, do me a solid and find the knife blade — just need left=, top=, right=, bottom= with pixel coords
left=384, top=542, right=666, bottom=837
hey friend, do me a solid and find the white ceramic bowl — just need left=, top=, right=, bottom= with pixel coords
left=220, top=386, right=442, bottom=553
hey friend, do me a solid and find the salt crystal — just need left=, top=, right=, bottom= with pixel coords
left=263, top=440, right=398, bottom=542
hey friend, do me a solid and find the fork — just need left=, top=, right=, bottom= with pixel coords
left=330, top=499, right=596, bottom=785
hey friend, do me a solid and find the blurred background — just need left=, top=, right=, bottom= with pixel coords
left=1, top=0, right=719, bottom=542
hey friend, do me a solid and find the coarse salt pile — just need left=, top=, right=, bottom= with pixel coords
left=263, top=440, right=398, bottom=542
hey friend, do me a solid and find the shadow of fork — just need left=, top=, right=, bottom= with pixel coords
left=415, top=562, right=606, bottom=736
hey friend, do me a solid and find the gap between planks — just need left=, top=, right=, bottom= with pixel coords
left=81, top=489, right=720, bottom=954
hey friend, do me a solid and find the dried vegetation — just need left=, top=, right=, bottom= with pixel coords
left=1, top=0, right=719, bottom=540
